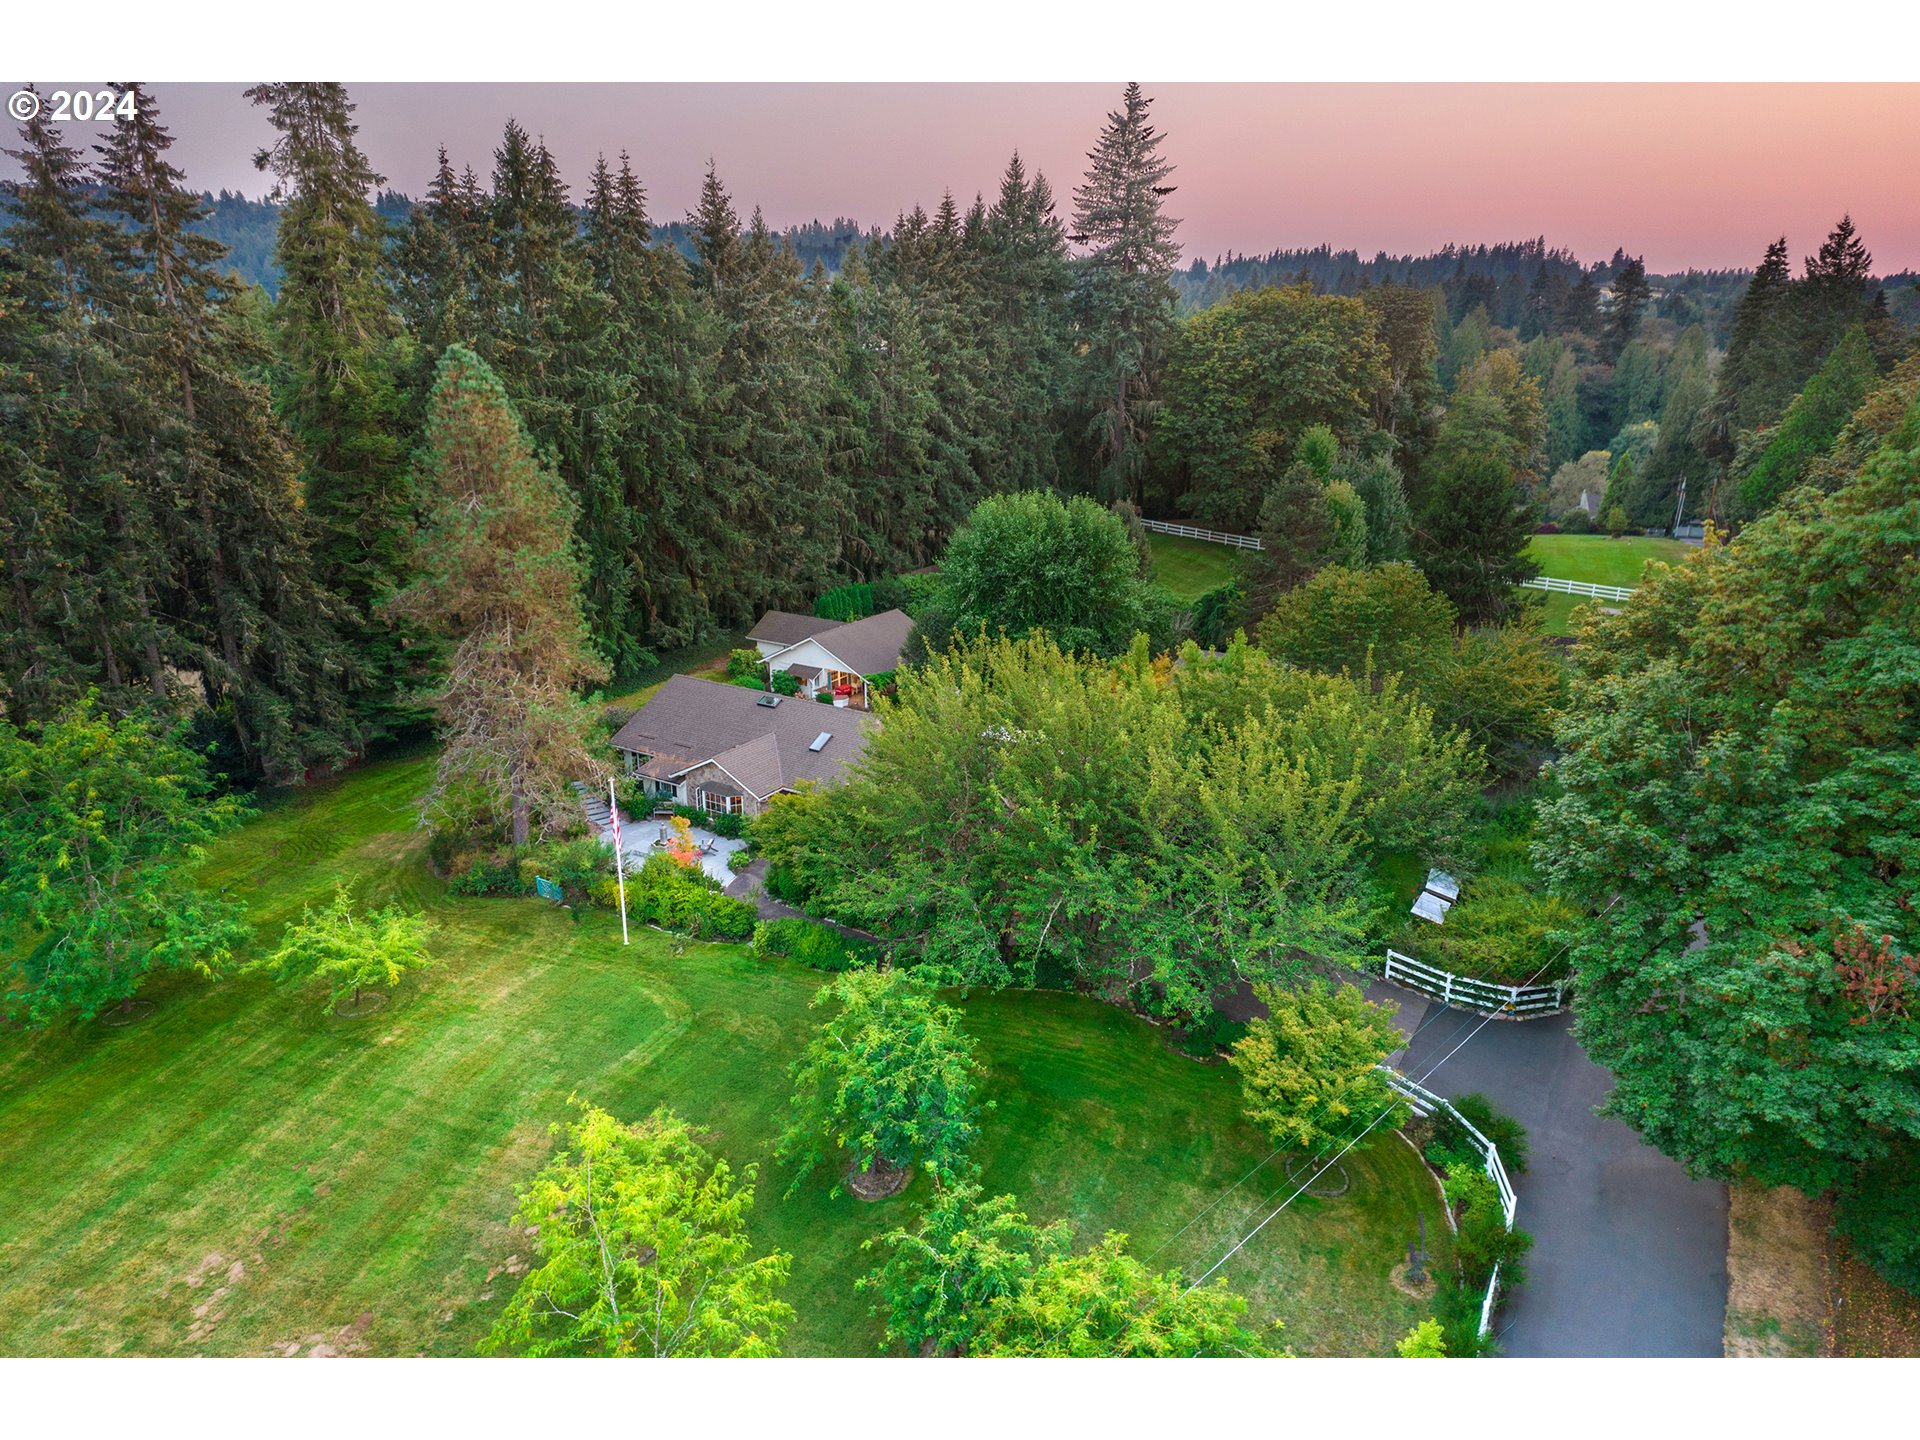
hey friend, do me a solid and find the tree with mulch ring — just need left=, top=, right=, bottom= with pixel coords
left=1229, top=978, right=1408, bottom=1196
left=778, top=968, right=983, bottom=1200
left=249, top=883, right=437, bottom=1017
left=97, top=999, right=158, bottom=1029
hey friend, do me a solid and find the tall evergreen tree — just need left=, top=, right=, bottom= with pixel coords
left=1414, top=358, right=1544, bottom=623
left=390, top=345, right=607, bottom=847
left=247, top=82, right=425, bottom=744
left=1, top=95, right=167, bottom=721
left=92, top=84, right=354, bottom=779
left=1070, top=83, right=1182, bottom=504
left=1602, top=257, right=1649, bottom=362
left=580, top=152, right=712, bottom=659
left=979, top=152, right=1074, bottom=494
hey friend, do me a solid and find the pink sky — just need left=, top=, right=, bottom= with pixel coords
left=9, top=82, right=1919, bottom=272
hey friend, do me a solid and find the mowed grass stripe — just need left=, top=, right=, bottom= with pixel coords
left=0, top=755, right=1450, bottom=1357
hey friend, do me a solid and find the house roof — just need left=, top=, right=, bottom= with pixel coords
left=748, top=610, right=842, bottom=646
left=609, top=674, right=878, bottom=799
left=765, top=608, right=913, bottom=677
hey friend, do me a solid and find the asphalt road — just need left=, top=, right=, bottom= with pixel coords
left=1394, top=1000, right=1729, bottom=1357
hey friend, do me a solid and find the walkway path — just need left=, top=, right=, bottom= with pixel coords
left=1390, top=997, right=1728, bottom=1357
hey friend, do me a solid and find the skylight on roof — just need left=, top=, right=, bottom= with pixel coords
left=808, top=731, right=832, bottom=752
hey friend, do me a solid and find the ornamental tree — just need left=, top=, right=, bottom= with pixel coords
left=778, top=968, right=983, bottom=1197
left=1229, top=979, right=1408, bottom=1154
left=939, top=491, right=1164, bottom=657
left=1534, top=394, right=1920, bottom=1199
left=254, top=883, right=436, bottom=1013
left=971, top=1232, right=1280, bottom=1357
left=860, top=1183, right=1072, bottom=1355
left=0, top=696, right=250, bottom=1026
left=484, top=1100, right=793, bottom=1357
left=1396, top=1318, right=1449, bottom=1357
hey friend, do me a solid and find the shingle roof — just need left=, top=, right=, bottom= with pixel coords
left=609, top=674, right=877, bottom=798
left=770, top=607, right=913, bottom=676
left=747, top=610, right=842, bottom=646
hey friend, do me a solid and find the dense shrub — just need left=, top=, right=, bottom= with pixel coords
left=627, top=855, right=757, bottom=940
left=763, top=862, right=811, bottom=906
left=1188, top=580, right=1243, bottom=650
left=448, top=848, right=521, bottom=896
left=751, top=918, right=877, bottom=972
left=1557, top=508, right=1594, bottom=534
left=770, top=670, right=801, bottom=696
left=1533, top=520, right=1559, bottom=534
left=517, top=835, right=611, bottom=903
left=1834, top=1141, right=1920, bottom=1295
left=1425, top=1092, right=1531, bottom=1175
left=600, top=704, right=635, bottom=737
left=1175, top=1007, right=1250, bottom=1059
left=1444, top=1162, right=1532, bottom=1290
left=726, top=647, right=764, bottom=682
left=815, top=582, right=874, bottom=623
left=1412, top=877, right=1581, bottom=985
left=896, top=572, right=945, bottom=616
left=871, top=577, right=909, bottom=612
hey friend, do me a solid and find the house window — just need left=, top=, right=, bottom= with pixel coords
left=700, top=790, right=743, bottom=817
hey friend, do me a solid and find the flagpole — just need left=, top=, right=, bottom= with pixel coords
left=608, top=776, right=630, bottom=946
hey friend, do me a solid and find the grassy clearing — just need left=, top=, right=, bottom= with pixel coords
left=1147, top=534, right=1241, bottom=602
left=0, top=755, right=1449, bottom=1357
left=1725, top=1185, right=1830, bottom=1357
left=601, top=629, right=749, bottom=711
left=1525, top=534, right=1693, bottom=637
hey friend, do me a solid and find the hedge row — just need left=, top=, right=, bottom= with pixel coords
left=750, top=917, right=878, bottom=972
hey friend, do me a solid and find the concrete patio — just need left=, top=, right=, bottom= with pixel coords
left=577, top=784, right=746, bottom=887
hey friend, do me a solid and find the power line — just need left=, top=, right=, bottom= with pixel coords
left=1178, top=897, right=1616, bottom=1297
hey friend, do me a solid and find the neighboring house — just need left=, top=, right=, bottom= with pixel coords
left=747, top=610, right=842, bottom=659
left=609, top=673, right=879, bottom=817
left=755, top=607, right=914, bottom=710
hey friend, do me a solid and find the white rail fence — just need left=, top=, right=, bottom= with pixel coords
left=1378, top=1065, right=1518, bottom=1337
left=1384, top=949, right=1567, bottom=1020
left=1139, top=521, right=1641, bottom=612
left=1519, top=575, right=1636, bottom=601
left=1137, top=517, right=1265, bottom=551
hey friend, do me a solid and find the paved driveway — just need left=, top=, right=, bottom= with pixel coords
left=1393, top=1000, right=1728, bottom=1357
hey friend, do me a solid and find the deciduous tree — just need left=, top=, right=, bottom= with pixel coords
left=1229, top=978, right=1407, bottom=1154
left=254, top=883, right=436, bottom=1013
left=860, top=1183, right=1071, bottom=1355
left=779, top=969, right=984, bottom=1197
left=0, top=696, right=250, bottom=1025
left=484, top=1100, right=793, bottom=1357
left=972, top=1232, right=1279, bottom=1357
left=1535, top=401, right=1920, bottom=1195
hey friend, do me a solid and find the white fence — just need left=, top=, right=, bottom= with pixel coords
left=1137, top=517, right=1265, bottom=551
left=1384, top=949, right=1567, bottom=1020
left=1519, top=575, right=1636, bottom=601
left=1378, top=1065, right=1517, bottom=1337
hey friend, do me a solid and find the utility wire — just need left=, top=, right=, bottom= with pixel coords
left=1180, top=896, right=1616, bottom=1295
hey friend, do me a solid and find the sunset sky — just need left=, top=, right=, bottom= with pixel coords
left=8, top=82, right=1919, bottom=273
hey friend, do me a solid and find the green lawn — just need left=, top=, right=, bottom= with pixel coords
left=1525, top=533, right=1693, bottom=636
left=1147, top=533, right=1241, bottom=602
left=0, top=755, right=1449, bottom=1357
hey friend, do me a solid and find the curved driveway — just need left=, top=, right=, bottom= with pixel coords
left=1390, top=995, right=1728, bottom=1357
